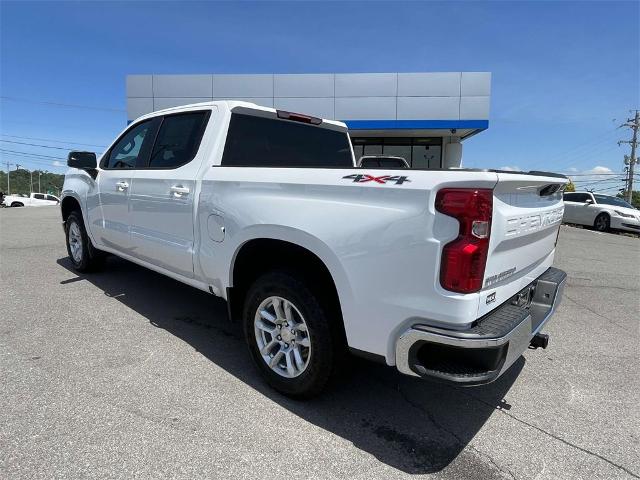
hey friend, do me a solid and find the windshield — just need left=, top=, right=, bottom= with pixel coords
left=593, top=194, right=635, bottom=209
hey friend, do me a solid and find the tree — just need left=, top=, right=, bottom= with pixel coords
left=565, top=181, right=576, bottom=192
left=617, top=190, right=640, bottom=209
left=0, top=169, right=64, bottom=196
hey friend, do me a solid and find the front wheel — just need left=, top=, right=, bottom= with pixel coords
left=594, top=213, right=610, bottom=232
left=243, top=270, right=341, bottom=398
left=65, top=211, right=105, bottom=272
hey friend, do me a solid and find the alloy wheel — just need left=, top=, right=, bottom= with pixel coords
left=68, top=221, right=83, bottom=263
left=254, top=296, right=311, bottom=378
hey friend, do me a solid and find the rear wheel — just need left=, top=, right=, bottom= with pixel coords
left=65, top=211, right=105, bottom=272
left=594, top=213, right=610, bottom=232
left=243, top=270, right=341, bottom=398
left=11, top=202, right=23, bottom=207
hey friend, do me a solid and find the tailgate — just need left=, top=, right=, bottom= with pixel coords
left=478, top=173, right=566, bottom=316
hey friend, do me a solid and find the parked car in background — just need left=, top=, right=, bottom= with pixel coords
left=2, top=193, right=60, bottom=207
left=563, top=191, right=640, bottom=233
left=357, top=155, right=409, bottom=169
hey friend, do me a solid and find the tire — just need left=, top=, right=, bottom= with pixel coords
left=65, top=211, right=105, bottom=272
left=242, top=270, right=342, bottom=398
left=11, top=202, right=24, bottom=207
left=593, top=213, right=610, bottom=232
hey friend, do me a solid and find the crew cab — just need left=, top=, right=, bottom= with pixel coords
left=3, top=192, right=60, bottom=207
left=563, top=191, right=640, bottom=233
left=61, top=101, right=568, bottom=397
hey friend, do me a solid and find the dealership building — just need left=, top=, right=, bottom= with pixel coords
left=126, top=72, right=491, bottom=168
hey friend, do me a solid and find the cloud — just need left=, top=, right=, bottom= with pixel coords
left=52, top=161, right=64, bottom=167
left=588, top=166, right=613, bottom=174
left=499, top=165, right=521, bottom=171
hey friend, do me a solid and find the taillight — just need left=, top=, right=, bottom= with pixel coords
left=435, top=188, right=493, bottom=294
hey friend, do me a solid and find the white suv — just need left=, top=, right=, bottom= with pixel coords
left=563, top=192, right=640, bottom=233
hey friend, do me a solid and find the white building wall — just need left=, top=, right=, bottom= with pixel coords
left=126, top=72, right=491, bottom=125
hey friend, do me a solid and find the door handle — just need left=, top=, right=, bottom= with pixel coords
left=170, top=185, right=190, bottom=197
left=115, top=181, right=129, bottom=191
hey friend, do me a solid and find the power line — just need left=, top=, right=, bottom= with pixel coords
left=556, top=143, right=623, bottom=172
left=572, top=178, right=626, bottom=184
left=0, top=156, right=62, bottom=168
left=0, top=134, right=107, bottom=149
left=572, top=175, right=626, bottom=180
left=0, top=148, right=65, bottom=160
left=566, top=172, right=626, bottom=177
left=571, top=178, right=626, bottom=189
left=552, top=128, right=622, bottom=170
left=582, top=185, right=625, bottom=193
left=0, top=96, right=125, bottom=113
left=551, top=127, right=620, bottom=160
left=0, top=140, right=75, bottom=151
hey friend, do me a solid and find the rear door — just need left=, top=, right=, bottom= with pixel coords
left=129, top=109, right=213, bottom=278
left=478, top=173, right=567, bottom=315
left=562, top=192, right=583, bottom=223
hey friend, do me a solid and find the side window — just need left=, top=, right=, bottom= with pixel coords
left=46, top=195, right=58, bottom=202
left=564, top=193, right=587, bottom=202
left=148, top=112, right=209, bottom=169
left=34, top=194, right=45, bottom=200
left=104, top=120, right=157, bottom=169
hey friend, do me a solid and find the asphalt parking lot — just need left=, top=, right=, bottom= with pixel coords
left=1, top=207, right=639, bottom=479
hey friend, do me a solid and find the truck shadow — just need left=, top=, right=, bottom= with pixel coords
left=57, top=255, right=524, bottom=475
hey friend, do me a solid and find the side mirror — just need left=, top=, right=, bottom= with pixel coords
left=67, top=151, right=97, bottom=170
left=585, top=199, right=594, bottom=204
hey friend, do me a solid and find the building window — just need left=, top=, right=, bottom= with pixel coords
left=350, top=137, right=443, bottom=168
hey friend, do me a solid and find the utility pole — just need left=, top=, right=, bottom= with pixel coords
left=38, top=172, right=43, bottom=193
left=6, top=162, right=13, bottom=194
left=619, top=110, right=639, bottom=203
left=30, top=170, right=33, bottom=194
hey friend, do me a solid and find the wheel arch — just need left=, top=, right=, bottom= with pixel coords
left=61, top=195, right=82, bottom=222
left=226, top=232, right=352, bottom=339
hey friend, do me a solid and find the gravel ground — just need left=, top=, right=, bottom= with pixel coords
left=1, top=206, right=639, bottom=479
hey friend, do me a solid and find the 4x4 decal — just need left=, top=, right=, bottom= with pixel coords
left=342, top=174, right=411, bottom=185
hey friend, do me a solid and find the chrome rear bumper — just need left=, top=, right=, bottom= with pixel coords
left=395, top=267, right=567, bottom=385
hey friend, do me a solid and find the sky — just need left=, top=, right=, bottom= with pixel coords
left=1, top=1, right=639, bottom=193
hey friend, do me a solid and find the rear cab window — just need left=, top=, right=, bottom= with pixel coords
left=221, top=110, right=353, bottom=168
left=148, top=111, right=210, bottom=169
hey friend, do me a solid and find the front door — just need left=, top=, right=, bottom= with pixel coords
left=129, top=110, right=212, bottom=278
left=94, top=118, right=159, bottom=254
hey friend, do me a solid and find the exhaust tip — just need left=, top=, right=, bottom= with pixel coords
left=530, top=332, right=549, bottom=350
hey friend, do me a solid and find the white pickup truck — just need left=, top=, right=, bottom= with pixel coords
left=61, top=101, right=567, bottom=397
left=3, top=192, right=60, bottom=207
